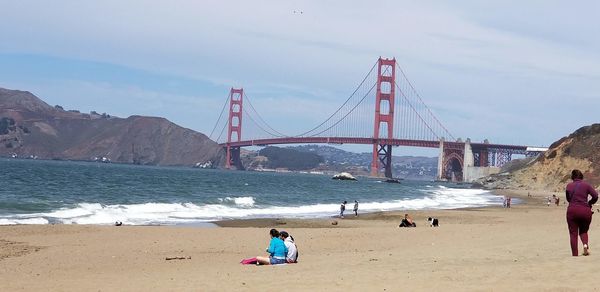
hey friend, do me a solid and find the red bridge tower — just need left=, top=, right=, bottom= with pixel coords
left=371, top=57, right=396, bottom=178
left=226, top=88, right=244, bottom=169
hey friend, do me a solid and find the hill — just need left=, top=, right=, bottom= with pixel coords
left=287, top=145, right=438, bottom=179
left=0, top=87, right=223, bottom=166
left=257, top=146, right=324, bottom=170
left=475, top=124, right=600, bottom=191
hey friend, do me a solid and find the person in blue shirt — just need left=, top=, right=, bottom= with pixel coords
left=256, top=229, right=288, bottom=265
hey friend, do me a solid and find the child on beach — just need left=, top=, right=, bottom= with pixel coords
left=256, top=229, right=288, bottom=265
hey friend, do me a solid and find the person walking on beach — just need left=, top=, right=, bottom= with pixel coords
left=353, top=200, right=359, bottom=217
left=565, top=169, right=598, bottom=256
left=256, top=229, right=288, bottom=265
left=340, top=201, right=347, bottom=218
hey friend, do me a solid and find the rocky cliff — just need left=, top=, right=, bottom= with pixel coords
left=0, top=87, right=224, bottom=166
left=476, top=124, right=600, bottom=191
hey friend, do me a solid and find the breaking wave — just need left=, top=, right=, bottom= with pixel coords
left=0, top=186, right=501, bottom=225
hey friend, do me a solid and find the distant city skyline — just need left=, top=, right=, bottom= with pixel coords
left=1, top=1, right=599, bottom=156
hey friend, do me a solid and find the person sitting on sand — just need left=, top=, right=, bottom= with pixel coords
left=256, top=229, right=288, bottom=265
left=279, top=231, right=298, bottom=263
left=399, top=213, right=416, bottom=227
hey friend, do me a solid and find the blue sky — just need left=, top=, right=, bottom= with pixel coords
left=1, top=1, right=599, bottom=156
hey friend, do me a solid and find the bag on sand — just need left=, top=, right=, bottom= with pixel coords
left=240, top=257, right=258, bottom=265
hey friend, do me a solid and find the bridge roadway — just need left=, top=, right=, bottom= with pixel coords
left=220, top=137, right=529, bottom=151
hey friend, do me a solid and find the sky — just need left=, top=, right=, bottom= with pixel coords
left=1, top=1, right=599, bottom=156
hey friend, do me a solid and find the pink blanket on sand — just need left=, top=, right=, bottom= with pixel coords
left=240, top=257, right=258, bottom=265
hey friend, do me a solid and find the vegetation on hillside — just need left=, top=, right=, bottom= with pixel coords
left=259, top=146, right=324, bottom=170
left=0, top=117, right=15, bottom=135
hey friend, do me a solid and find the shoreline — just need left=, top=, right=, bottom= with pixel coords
left=2, top=187, right=591, bottom=291
left=212, top=188, right=532, bottom=228
left=0, top=185, right=508, bottom=227
left=0, top=187, right=536, bottom=228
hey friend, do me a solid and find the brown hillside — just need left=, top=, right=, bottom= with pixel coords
left=0, top=87, right=224, bottom=166
left=476, top=124, right=600, bottom=192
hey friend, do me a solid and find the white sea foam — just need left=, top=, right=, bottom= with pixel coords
left=222, top=196, right=255, bottom=207
left=0, top=186, right=500, bottom=225
left=0, top=217, right=49, bottom=225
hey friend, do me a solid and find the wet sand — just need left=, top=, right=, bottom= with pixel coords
left=1, top=189, right=597, bottom=291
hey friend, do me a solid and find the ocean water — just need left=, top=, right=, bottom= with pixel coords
left=0, top=158, right=503, bottom=225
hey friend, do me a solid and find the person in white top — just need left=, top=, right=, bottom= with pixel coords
left=279, top=231, right=298, bottom=263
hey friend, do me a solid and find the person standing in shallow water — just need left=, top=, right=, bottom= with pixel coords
left=565, top=169, right=598, bottom=256
left=340, top=201, right=347, bottom=218
left=353, top=200, right=359, bottom=217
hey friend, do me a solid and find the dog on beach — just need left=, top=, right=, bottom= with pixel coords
left=427, top=217, right=439, bottom=227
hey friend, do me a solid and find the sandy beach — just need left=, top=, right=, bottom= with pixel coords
left=1, top=189, right=598, bottom=291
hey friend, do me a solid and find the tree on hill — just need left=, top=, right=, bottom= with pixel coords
left=0, top=117, right=16, bottom=135
left=259, top=146, right=323, bottom=170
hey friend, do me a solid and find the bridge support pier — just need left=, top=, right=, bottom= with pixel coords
left=462, top=139, right=474, bottom=182
left=439, top=140, right=465, bottom=181
left=372, top=144, right=393, bottom=178
left=226, top=146, right=244, bottom=170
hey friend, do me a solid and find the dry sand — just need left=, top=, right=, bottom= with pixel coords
left=1, top=189, right=598, bottom=291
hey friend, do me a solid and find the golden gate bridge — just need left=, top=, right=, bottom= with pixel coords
left=209, top=57, right=546, bottom=181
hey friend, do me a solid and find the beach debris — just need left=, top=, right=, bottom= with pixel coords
left=331, top=220, right=338, bottom=225
left=165, top=256, right=191, bottom=260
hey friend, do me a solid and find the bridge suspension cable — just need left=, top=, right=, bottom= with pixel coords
left=215, top=118, right=228, bottom=142
left=395, top=82, right=438, bottom=140
left=295, top=60, right=378, bottom=137
left=307, top=81, right=377, bottom=137
left=243, top=93, right=288, bottom=137
left=213, top=57, right=455, bottom=145
left=209, top=93, right=230, bottom=140
left=241, top=101, right=287, bottom=138
left=395, top=63, right=455, bottom=141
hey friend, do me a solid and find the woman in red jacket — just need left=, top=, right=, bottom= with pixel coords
left=566, top=169, right=598, bottom=256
